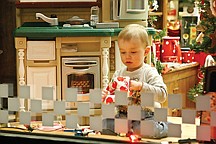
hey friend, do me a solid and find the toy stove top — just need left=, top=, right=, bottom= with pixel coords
left=62, top=24, right=93, bottom=29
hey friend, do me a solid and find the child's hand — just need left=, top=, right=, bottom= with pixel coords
left=129, top=80, right=142, bottom=91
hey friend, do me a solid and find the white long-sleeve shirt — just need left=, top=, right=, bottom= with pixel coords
left=112, top=63, right=168, bottom=105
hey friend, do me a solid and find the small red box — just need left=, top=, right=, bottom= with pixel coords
left=181, top=51, right=195, bottom=63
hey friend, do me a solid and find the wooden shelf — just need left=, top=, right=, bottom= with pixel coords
left=15, top=0, right=102, bottom=8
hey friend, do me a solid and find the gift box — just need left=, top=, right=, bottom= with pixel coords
left=181, top=51, right=195, bottom=63
left=104, top=76, right=130, bottom=104
left=106, top=76, right=130, bottom=94
left=104, top=95, right=115, bottom=104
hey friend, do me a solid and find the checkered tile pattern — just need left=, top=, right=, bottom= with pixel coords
left=0, top=84, right=215, bottom=141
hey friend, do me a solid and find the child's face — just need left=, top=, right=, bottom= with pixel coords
left=118, top=38, right=147, bottom=71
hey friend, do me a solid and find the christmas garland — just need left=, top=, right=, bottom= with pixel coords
left=187, top=66, right=206, bottom=102
left=187, top=82, right=203, bottom=102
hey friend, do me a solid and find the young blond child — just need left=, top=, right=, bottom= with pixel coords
left=102, top=24, right=168, bottom=138
left=103, top=24, right=167, bottom=106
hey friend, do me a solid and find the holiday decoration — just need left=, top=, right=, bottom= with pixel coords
left=105, top=76, right=130, bottom=95
left=188, top=0, right=216, bottom=104
left=190, top=0, right=216, bottom=54
left=104, top=76, right=130, bottom=104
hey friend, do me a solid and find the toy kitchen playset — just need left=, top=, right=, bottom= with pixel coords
left=13, top=0, right=152, bottom=111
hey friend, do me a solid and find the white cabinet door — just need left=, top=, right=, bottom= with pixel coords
left=27, top=67, right=56, bottom=110
left=27, top=41, right=55, bottom=61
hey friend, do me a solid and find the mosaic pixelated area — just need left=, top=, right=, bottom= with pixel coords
left=0, top=84, right=215, bottom=141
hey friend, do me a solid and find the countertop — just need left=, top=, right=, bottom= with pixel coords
left=13, top=22, right=156, bottom=39
left=161, top=62, right=200, bottom=74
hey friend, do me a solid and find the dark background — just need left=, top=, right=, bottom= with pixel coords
left=0, top=0, right=17, bottom=96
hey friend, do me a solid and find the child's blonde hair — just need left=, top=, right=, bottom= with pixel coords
left=118, top=24, right=150, bottom=46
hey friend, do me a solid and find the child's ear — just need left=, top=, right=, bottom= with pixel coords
left=144, top=46, right=151, bottom=56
